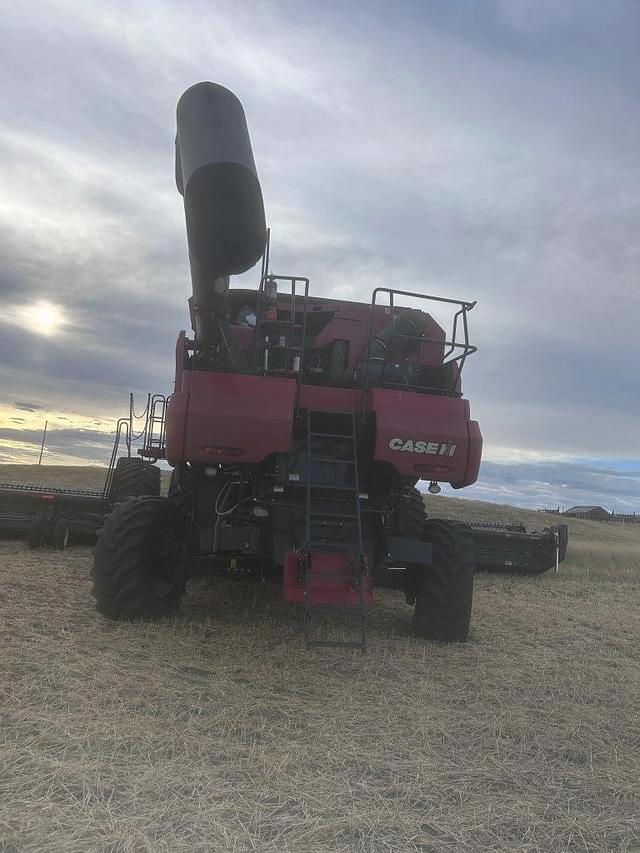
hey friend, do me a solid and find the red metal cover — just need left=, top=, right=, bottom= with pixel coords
left=298, top=385, right=363, bottom=413
left=369, top=388, right=482, bottom=487
left=283, top=549, right=373, bottom=605
left=166, top=372, right=297, bottom=465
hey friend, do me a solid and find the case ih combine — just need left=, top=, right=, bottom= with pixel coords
left=89, top=82, right=484, bottom=649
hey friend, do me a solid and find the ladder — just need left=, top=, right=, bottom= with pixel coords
left=302, top=410, right=368, bottom=651
left=144, top=395, right=167, bottom=459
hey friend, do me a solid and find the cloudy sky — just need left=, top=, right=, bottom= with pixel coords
left=0, top=0, right=638, bottom=510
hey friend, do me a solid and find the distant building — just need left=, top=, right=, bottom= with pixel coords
left=610, top=512, right=640, bottom=524
left=563, top=505, right=611, bottom=521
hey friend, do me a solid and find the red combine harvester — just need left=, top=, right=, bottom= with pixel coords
left=91, top=83, right=482, bottom=649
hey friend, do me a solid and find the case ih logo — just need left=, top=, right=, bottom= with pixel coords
left=388, top=438, right=457, bottom=456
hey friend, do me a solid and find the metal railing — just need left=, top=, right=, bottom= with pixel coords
left=102, top=393, right=167, bottom=500
left=257, top=273, right=309, bottom=390
left=361, top=287, right=477, bottom=405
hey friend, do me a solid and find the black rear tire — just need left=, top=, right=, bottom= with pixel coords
left=386, top=485, right=425, bottom=537
left=109, top=457, right=161, bottom=503
left=167, top=465, right=193, bottom=514
left=91, top=497, right=185, bottom=620
left=397, top=486, right=425, bottom=537
left=27, top=515, right=46, bottom=550
left=53, top=517, right=70, bottom=550
left=413, top=519, right=475, bottom=642
left=375, top=486, right=426, bottom=589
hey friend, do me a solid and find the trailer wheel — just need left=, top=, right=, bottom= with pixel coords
left=53, top=518, right=70, bottom=550
left=27, top=515, right=46, bottom=550
left=413, top=519, right=474, bottom=642
left=109, top=457, right=161, bottom=503
left=91, top=497, right=185, bottom=620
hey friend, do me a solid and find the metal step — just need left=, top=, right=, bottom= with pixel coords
left=309, top=456, right=356, bottom=464
left=308, top=483, right=357, bottom=492
left=307, top=571, right=355, bottom=580
left=310, top=511, right=358, bottom=520
left=309, top=431, right=355, bottom=440
left=310, top=519, right=357, bottom=530
left=303, top=408, right=367, bottom=652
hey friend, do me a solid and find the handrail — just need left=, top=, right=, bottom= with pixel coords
left=361, top=287, right=477, bottom=412
left=102, top=392, right=166, bottom=501
left=257, top=273, right=309, bottom=397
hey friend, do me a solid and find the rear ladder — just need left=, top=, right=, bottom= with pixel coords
left=302, top=410, right=368, bottom=652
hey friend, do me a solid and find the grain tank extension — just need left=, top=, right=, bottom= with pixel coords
left=91, top=82, right=483, bottom=650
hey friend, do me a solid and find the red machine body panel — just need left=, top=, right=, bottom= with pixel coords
left=166, top=367, right=481, bottom=486
left=166, top=372, right=296, bottom=465
left=369, top=388, right=482, bottom=486
left=229, top=325, right=255, bottom=355
left=298, top=385, right=363, bottom=413
left=283, top=549, right=373, bottom=605
left=314, top=304, right=446, bottom=370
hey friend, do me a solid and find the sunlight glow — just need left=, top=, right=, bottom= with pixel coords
left=28, top=301, right=65, bottom=336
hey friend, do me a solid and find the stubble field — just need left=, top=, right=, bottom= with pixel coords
left=1, top=466, right=639, bottom=852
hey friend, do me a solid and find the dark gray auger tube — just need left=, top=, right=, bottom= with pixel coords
left=175, top=82, right=267, bottom=346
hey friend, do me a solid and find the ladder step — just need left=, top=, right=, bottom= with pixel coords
left=307, top=572, right=357, bottom=580
left=310, top=512, right=358, bottom=520
left=308, top=409, right=357, bottom=418
left=308, top=483, right=358, bottom=491
left=309, top=456, right=356, bottom=464
left=309, top=431, right=355, bottom=440
left=303, top=409, right=366, bottom=653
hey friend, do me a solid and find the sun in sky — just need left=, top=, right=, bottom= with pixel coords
left=27, top=300, right=65, bottom=336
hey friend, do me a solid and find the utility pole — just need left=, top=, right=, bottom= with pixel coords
left=38, top=420, right=48, bottom=465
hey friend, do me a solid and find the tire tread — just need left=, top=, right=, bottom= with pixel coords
left=413, top=518, right=474, bottom=642
left=91, top=497, right=183, bottom=620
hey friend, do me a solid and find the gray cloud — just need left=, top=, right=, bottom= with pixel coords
left=0, top=426, right=110, bottom=446
left=442, top=457, right=640, bottom=514
left=0, top=426, right=115, bottom=467
left=13, top=402, right=43, bottom=412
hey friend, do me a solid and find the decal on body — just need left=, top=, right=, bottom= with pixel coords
left=388, top=437, right=457, bottom=456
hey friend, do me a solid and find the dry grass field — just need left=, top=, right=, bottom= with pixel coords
left=1, top=465, right=639, bottom=852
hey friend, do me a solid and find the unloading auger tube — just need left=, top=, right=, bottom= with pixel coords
left=175, top=82, right=267, bottom=348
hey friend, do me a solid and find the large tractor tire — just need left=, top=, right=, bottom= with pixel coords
left=27, top=515, right=46, bottom=550
left=386, top=485, right=425, bottom=537
left=53, top=517, right=70, bottom=550
left=376, top=486, right=427, bottom=589
left=167, top=465, right=193, bottom=514
left=396, top=486, right=426, bottom=537
left=91, top=497, right=185, bottom=620
left=413, top=519, right=475, bottom=642
left=109, top=457, right=161, bottom=503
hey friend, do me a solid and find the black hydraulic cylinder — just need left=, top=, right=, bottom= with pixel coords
left=176, top=82, right=266, bottom=345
